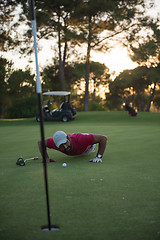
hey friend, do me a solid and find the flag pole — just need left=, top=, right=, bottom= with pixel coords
left=29, top=0, right=59, bottom=231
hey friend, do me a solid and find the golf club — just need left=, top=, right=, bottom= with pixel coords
left=16, top=156, right=38, bottom=166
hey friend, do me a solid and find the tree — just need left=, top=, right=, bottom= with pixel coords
left=128, top=19, right=160, bottom=67
left=0, top=56, right=36, bottom=118
left=153, top=90, right=160, bottom=110
left=89, top=61, right=109, bottom=101
left=70, top=61, right=108, bottom=96
left=41, top=59, right=61, bottom=92
left=130, top=67, right=151, bottom=111
left=7, top=69, right=36, bottom=118
left=107, top=66, right=155, bottom=111
left=127, top=18, right=160, bottom=111
left=145, top=65, right=160, bottom=111
left=72, top=0, right=147, bottom=111
left=7, top=69, right=35, bottom=96
left=0, top=0, right=28, bottom=51
left=105, top=70, right=131, bottom=110
left=28, top=0, right=82, bottom=90
left=0, top=0, right=17, bottom=51
left=0, top=57, right=13, bottom=116
left=1, top=0, right=81, bottom=90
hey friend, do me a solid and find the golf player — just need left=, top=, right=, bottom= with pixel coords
left=38, top=131, right=107, bottom=163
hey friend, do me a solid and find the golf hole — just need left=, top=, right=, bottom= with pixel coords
left=40, top=225, right=60, bottom=231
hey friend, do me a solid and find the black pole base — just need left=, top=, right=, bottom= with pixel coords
left=41, top=225, right=60, bottom=231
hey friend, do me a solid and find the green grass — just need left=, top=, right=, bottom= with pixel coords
left=0, top=111, right=160, bottom=240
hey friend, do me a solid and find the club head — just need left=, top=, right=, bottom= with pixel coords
left=16, top=157, right=25, bottom=166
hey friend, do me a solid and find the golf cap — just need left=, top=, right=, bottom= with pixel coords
left=53, top=131, right=67, bottom=148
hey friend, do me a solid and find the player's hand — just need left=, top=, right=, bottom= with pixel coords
left=89, top=157, right=102, bottom=163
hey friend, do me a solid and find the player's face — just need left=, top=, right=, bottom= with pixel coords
left=59, top=138, right=72, bottom=152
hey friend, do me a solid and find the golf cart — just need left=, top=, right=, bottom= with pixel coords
left=36, top=91, right=77, bottom=122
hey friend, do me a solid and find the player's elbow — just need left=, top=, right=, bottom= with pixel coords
left=100, top=135, right=107, bottom=146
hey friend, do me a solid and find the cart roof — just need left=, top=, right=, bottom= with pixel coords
left=43, top=91, right=71, bottom=96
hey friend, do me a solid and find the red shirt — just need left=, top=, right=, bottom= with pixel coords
left=46, top=133, right=94, bottom=156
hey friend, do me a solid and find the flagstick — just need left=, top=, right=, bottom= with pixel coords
left=29, top=0, right=57, bottom=231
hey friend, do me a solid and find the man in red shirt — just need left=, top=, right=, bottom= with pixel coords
left=38, top=131, right=107, bottom=163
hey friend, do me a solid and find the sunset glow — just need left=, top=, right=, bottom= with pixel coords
left=91, top=47, right=138, bottom=76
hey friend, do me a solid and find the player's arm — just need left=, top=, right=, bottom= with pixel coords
left=93, top=134, right=107, bottom=157
left=38, top=140, right=56, bottom=163
left=89, top=134, right=107, bottom=163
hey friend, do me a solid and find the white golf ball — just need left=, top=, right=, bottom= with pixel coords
left=62, top=163, right=67, bottom=167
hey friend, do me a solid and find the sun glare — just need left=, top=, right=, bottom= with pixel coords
left=91, top=47, right=138, bottom=76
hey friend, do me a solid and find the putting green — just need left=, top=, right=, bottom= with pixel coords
left=0, top=111, right=160, bottom=240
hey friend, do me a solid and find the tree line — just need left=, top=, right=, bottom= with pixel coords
left=0, top=0, right=160, bottom=118
left=0, top=57, right=109, bottom=117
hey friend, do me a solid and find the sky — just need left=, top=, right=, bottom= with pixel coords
left=1, top=0, right=160, bottom=76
